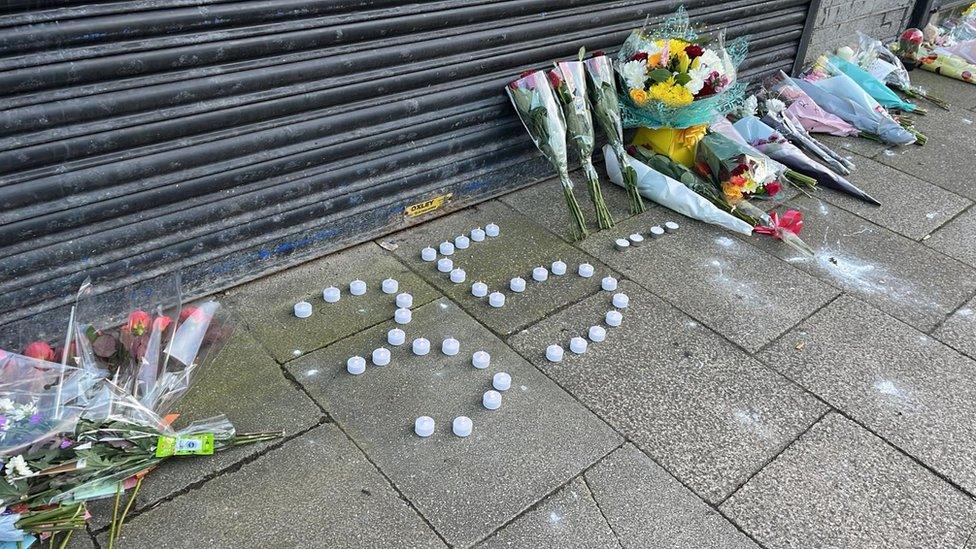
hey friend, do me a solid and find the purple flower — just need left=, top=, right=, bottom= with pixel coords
left=0, top=416, right=7, bottom=427
left=59, top=438, right=73, bottom=449
left=29, top=414, right=42, bottom=424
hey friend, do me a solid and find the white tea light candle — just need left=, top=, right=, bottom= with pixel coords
left=450, top=268, right=466, bottom=284
left=421, top=247, right=437, bottom=262
left=442, top=337, right=460, bottom=356
left=551, top=260, right=567, bottom=275
left=546, top=344, right=564, bottom=362
left=510, top=277, right=526, bottom=292
left=395, top=307, right=412, bottom=325
left=470, top=227, right=486, bottom=242
left=437, top=258, right=453, bottom=273
left=322, top=286, right=341, bottom=303
left=628, top=233, right=645, bottom=246
left=493, top=372, right=512, bottom=391
left=471, top=282, right=488, bottom=297
left=578, top=263, right=594, bottom=278
left=414, top=416, right=435, bottom=438
left=395, top=292, right=413, bottom=308
left=485, top=223, right=500, bottom=237
left=532, top=267, right=549, bottom=282
left=294, top=301, right=312, bottom=318
left=664, top=221, right=680, bottom=232
left=381, top=278, right=399, bottom=294
left=346, top=356, right=366, bottom=375
left=569, top=337, right=588, bottom=354
left=588, top=325, right=607, bottom=342
left=412, top=338, right=431, bottom=356
left=349, top=280, right=367, bottom=296
left=489, top=292, right=506, bottom=308
left=471, top=350, right=491, bottom=369
left=454, top=235, right=471, bottom=249
left=614, top=238, right=631, bottom=251
left=606, top=310, right=623, bottom=327
left=371, top=347, right=391, bottom=366
left=649, top=226, right=665, bottom=238
left=601, top=276, right=618, bottom=291
left=612, top=293, right=630, bottom=309
left=387, top=328, right=406, bottom=346
left=482, top=390, right=502, bottom=410
left=439, top=241, right=455, bottom=256
left=452, top=416, right=473, bottom=437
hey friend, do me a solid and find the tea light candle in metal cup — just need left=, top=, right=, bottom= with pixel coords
left=454, top=235, right=471, bottom=250
left=489, top=292, right=506, bottom=308
left=606, top=310, right=623, bottom=327
left=371, top=347, right=391, bottom=366
left=483, top=390, right=502, bottom=410
left=569, top=337, right=588, bottom=354
left=421, top=247, right=437, bottom=262
left=664, top=221, right=680, bottom=233
left=381, top=278, right=399, bottom=294
left=485, top=223, right=500, bottom=237
left=442, top=337, right=460, bottom=356
left=532, top=267, right=549, bottom=282
left=323, top=286, right=341, bottom=303
left=346, top=356, right=366, bottom=375
left=414, top=416, right=435, bottom=438
left=387, top=328, right=406, bottom=346
left=612, top=293, right=630, bottom=309
left=395, top=292, right=413, bottom=309
left=471, top=281, right=488, bottom=297
left=470, top=227, right=486, bottom=242
left=450, top=268, right=466, bottom=284
left=649, top=226, right=665, bottom=239
left=471, top=350, right=491, bottom=369
left=437, top=257, right=453, bottom=273
left=546, top=344, right=564, bottom=362
left=551, top=260, right=567, bottom=276
left=350, top=279, right=367, bottom=296
left=395, top=307, right=412, bottom=325
left=614, top=238, right=631, bottom=252
left=294, top=301, right=312, bottom=318
left=452, top=416, right=473, bottom=437
left=439, top=241, right=455, bottom=256
left=412, top=337, right=431, bottom=356
left=493, top=372, right=512, bottom=391
left=588, top=325, right=607, bottom=342
left=578, top=263, right=594, bottom=278
left=628, top=233, right=645, bottom=247
left=601, top=276, right=618, bottom=291
left=510, top=277, right=526, bottom=292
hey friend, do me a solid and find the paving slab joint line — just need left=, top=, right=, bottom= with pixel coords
left=90, top=416, right=330, bottom=536
left=579, top=468, right=626, bottom=549
left=84, top=523, right=102, bottom=549
left=324, top=410, right=452, bottom=547
left=468, top=440, right=625, bottom=548
left=925, top=285, right=976, bottom=340
left=920, top=200, right=974, bottom=242
left=749, top=293, right=844, bottom=359
left=715, top=407, right=833, bottom=509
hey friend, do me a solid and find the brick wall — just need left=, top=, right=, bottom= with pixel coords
left=805, top=0, right=915, bottom=62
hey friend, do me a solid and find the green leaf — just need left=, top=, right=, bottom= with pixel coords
left=648, top=68, right=672, bottom=83
left=578, top=46, right=586, bottom=62
left=674, top=73, right=691, bottom=86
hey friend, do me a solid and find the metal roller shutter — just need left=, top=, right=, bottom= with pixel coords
left=0, top=0, right=815, bottom=325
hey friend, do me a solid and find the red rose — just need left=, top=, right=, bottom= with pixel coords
left=591, top=50, right=606, bottom=57
left=630, top=52, right=648, bottom=62
left=153, top=315, right=172, bottom=332
left=625, top=145, right=639, bottom=156
left=23, top=341, right=55, bottom=362
left=519, top=70, right=537, bottom=79
left=684, top=44, right=704, bottom=59
left=547, top=70, right=563, bottom=89
left=766, top=181, right=782, bottom=197
left=900, top=28, right=923, bottom=45
left=731, top=163, right=748, bottom=177
left=128, top=310, right=151, bottom=336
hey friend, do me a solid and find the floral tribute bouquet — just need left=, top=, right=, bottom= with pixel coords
left=550, top=55, right=615, bottom=229
left=764, top=71, right=859, bottom=137
left=617, top=6, right=747, bottom=166
left=731, top=115, right=881, bottom=206
left=694, top=132, right=814, bottom=255
left=823, top=55, right=924, bottom=114
left=584, top=52, right=646, bottom=214
left=852, top=32, right=950, bottom=109
left=507, top=70, right=589, bottom=240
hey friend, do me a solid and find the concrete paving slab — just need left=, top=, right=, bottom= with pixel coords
left=926, top=205, right=976, bottom=268
left=816, top=133, right=887, bottom=160
left=287, top=297, right=621, bottom=547
left=500, top=171, right=639, bottom=243
left=757, top=295, right=976, bottom=495
left=908, top=70, right=976, bottom=113
left=88, top=330, right=323, bottom=529
left=721, top=413, right=976, bottom=549
left=749, top=196, right=976, bottom=332
left=102, top=425, right=445, bottom=548
left=225, top=242, right=440, bottom=363
left=817, top=156, right=971, bottom=240
left=935, top=297, right=976, bottom=359
left=577, top=212, right=839, bottom=353
left=476, top=477, right=620, bottom=549
left=384, top=200, right=616, bottom=336
left=508, top=282, right=827, bottom=503
left=585, top=445, right=758, bottom=549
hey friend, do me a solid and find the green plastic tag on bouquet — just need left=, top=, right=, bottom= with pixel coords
left=155, top=433, right=215, bottom=457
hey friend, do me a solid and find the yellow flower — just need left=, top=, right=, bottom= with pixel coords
left=691, top=56, right=701, bottom=70
left=676, top=50, right=691, bottom=74
left=678, top=124, right=708, bottom=148
left=668, top=39, right=689, bottom=53
left=722, top=182, right=743, bottom=202
left=648, top=78, right=694, bottom=108
left=629, top=88, right=649, bottom=105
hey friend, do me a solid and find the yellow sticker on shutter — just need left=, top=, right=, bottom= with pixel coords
left=405, top=193, right=452, bottom=218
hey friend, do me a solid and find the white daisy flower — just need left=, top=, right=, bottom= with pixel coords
left=740, top=95, right=758, bottom=118
left=685, top=65, right=710, bottom=95
left=5, top=455, right=34, bottom=482
left=766, top=98, right=786, bottom=114
left=0, top=399, right=13, bottom=413
left=619, top=60, right=648, bottom=91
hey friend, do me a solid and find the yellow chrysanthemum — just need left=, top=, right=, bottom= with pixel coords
left=648, top=78, right=694, bottom=108
left=668, top=39, right=689, bottom=53
left=722, top=182, right=744, bottom=202
left=629, top=88, right=649, bottom=105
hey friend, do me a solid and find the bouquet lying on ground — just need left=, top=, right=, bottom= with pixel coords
left=764, top=70, right=859, bottom=137
left=796, top=65, right=918, bottom=146
left=507, top=70, right=589, bottom=240
left=550, top=55, right=615, bottom=229
left=756, top=94, right=855, bottom=176
left=851, top=32, right=949, bottom=109
left=694, top=132, right=814, bottom=255
left=824, top=55, right=924, bottom=114
left=617, top=6, right=746, bottom=166
left=730, top=115, right=880, bottom=205
left=584, top=52, right=646, bottom=214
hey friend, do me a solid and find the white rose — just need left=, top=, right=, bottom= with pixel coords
left=766, top=98, right=786, bottom=114
left=619, top=60, right=648, bottom=91
left=740, top=95, right=758, bottom=118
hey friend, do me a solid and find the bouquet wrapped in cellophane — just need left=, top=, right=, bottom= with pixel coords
left=851, top=32, right=949, bottom=109
left=550, top=55, right=615, bottom=229
left=617, top=7, right=747, bottom=166
left=507, top=70, right=590, bottom=240
left=694, top=132, right=814, bottom=255
left=764, top=70, right=859, bottom=137
left=584, top=52, right=646, bottom=214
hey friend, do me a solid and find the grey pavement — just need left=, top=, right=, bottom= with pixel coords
left=78, top=71, right=976, bottom=547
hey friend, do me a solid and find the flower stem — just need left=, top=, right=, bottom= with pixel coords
left=619, top=157, right=646, bottom=215
left=108, top=482, right=122, bottom=549
left=560, top=177, right=589, bottom=241
left=582, top=160, right=615, bottom=230
left=784, top=170, right=817, bottom=189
